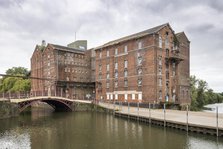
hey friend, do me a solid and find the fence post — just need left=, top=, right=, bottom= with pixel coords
left=216, top=106, right=219, bottom=137
left=164, top=103, right=166, bottom=127
left=186, top=105, right=189, bottom=132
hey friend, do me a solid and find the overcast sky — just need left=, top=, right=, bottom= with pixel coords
left=0, top=0, right=223, bottom=92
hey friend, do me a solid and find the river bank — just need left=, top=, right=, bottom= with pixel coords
left=0, top=101, right=18, bottom=119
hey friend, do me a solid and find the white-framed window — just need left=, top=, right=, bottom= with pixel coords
left=115, top=71, right=118, bottom=78
left=115, top=62, right=118, bottom=70
left=124, top=70, right=128, bottom=77
left=99, top=51, right=102, bottom=58
left=138, top=57, right=142, bottom=65
left=99, top=64, right=102, bottom=71
left=115, top=94, right=118, bottom=100
left=159, top=36, right=162, bottom=48
left=110, top=94, right=113, bottom=100
left=138, top=41, right=142, bottom=49
left=158, top=66, right=162, bottom=75
left=159, top=90, right=162, bottom=100
left=106, top=73, right=110, bottom=79
left=107, top=94, right=110, bottom=100
left=132, top=94, right=135, bottom=100
left=158, top=56, right=162, bottom=65
left=115, top=81, right=118, bottom=88
left=138, top=68, right=142, bottom=75
left=138, top=93, right=142, bottom=100
left=124, top=45, right=128, bottom=53
left=106, top=82, right=109, bottom=88
left=124, top=80, right=128, bottom=87
left=115, top=48, right=118, bottom=55
left=107, top=50, right=109, bottom=57
left=125, top=94, right=128, bottom=100
left=98, top=74, right=102, bottom=80
left=124, top=60, right=128, bottom=68
left=106, top=64, right=109, bottom=71
left=159, top=78, right=162, bottom=86
left=138, top=79, right=142, bottom=86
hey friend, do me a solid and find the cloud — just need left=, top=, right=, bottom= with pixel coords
left=0, top=0, right=222, bottom=92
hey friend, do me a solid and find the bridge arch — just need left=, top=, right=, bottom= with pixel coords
left=17, top=98, right=74, bottom=113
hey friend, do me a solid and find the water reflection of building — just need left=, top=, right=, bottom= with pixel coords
left=31, top=40, right=95, bottom=100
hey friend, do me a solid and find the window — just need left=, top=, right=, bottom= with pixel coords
left=115, top=94, right=118, bottom=100
left=158, top=66, right=162, bottom=75
left=173, top=62, right=176, bottom=76
left=124, top=45, right=128, bottom=53
left=124, top=60, right=128, bottom=68
left=106, top=64, right=109, bottom=71
left=107, top=50, right=109, bottom=57
left=124, top=80, right=128, bottom=87
left=165, top=33, right=169, bottom=48
left=98, top=74, right=102, bottom=80
left=106, top=73, right=110, bottom=79
left=115, top=62, right=118, bottom=70
left=115, top=81, right=118, bottom=88
left=138, top=93, right=142, bottom=100
left=106, top=82, right=109, bottom=88
left=132, top=94, right=135, bottom=100
left=138, top=68, right=142, bottom=75
left=125, top=94, right=128, bottom=100
left=138, top=79, right=142, bottom=86
left=159, top=36, right=162, bottom=48
left=47, top=62, right=50, bottom=66
left=158, top=56, right=162, bottom=65
left=115, top=48, right=118, bottom=55
left=110, top=94, right=113, bottom=100
left=107, top=94, right=110, bottom=100
left=159, top=78, right=162, bottom=86
left=138, top=41, right=142, bottom=49
left=124, top=70, right=128, bottom=77
left=99, top=51, right=102, bottom=58
left=99, top=65, right=102, bottom=71
left=138, top=57, right=142, bottom=65
left=115, top=72, right=118, bottom=78
left=159, top=90, right=162, bottom=100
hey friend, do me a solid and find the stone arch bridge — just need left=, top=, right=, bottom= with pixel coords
left=9, top=96, right=92, bottom=113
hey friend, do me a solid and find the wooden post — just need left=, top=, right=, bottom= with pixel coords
left=186, top=105, right=189, bottom=132
left=216, top=106, right=219, bottom=137
left=137, top=102, right=139, bottom=121
left=149, top=103, right=151, bottom=123
left=164, top=103, right=166, bottom=127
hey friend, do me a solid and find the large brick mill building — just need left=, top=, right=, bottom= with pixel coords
left=31, top=23, right=190, bottom=105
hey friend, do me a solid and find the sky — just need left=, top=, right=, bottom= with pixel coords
left=0, top=0, right=223, bottom=92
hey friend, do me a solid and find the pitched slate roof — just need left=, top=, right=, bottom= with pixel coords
left=94, top=23, right=170, bottom=50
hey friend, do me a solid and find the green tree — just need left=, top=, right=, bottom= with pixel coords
left=0, top=67, right=31, bottom=93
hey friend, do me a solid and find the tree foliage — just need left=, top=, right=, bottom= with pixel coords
left=0, top=67, right=31, bottom=93
left=190, top=75, right=223, bottom=111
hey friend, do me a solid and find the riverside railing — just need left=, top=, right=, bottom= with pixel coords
left=98, top=100, right=222, bottom=137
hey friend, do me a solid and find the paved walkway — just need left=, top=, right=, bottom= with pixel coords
left=99, top=102, right=223, bottom=129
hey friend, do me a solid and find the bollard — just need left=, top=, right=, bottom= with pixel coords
left=164, top=103, right=166, bottom=127
left=186, top=105, right=189, bottom=132
left=216, top=106, right=219, bottom=137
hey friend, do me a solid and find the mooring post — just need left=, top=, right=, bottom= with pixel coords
left=164, top=103, right=166, bottom=127
left=149, top=103, right=151, bottom=123
left=216, top=106, right=219, bottom=137
left=128, top=102, right=130, bottom=117
left=186, top=104, right=189, bottom=132
left=137, top=102, right=139, bottom=120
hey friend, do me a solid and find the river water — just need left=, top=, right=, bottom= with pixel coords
left=0, top=109, right=223, bottom=149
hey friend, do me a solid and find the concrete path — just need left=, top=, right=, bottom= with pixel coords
left=99, top=102, right=223, bottom=129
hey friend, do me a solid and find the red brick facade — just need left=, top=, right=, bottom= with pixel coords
left=94, top=23, right=190, bottom=105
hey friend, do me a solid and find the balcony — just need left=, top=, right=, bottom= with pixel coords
left=166, top=49, right=184, bottom=62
